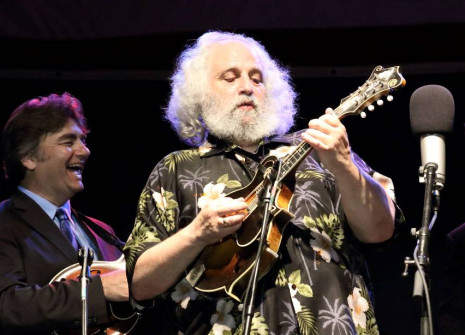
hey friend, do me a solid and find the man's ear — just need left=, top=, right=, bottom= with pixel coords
left=21, top=155, right=36, bottom=171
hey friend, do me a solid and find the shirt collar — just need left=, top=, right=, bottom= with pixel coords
left=198, top=134, right=293, bottom=158
left=17, top=186, right=71, bottom=220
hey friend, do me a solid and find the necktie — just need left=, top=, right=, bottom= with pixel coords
left=55, top=208, right=79, bottom=250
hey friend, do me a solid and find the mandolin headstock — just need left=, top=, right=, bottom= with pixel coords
left=334, top=65, right=406, bottom=119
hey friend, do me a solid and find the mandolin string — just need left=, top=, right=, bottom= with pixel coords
left=245, top=185, right=262, bottom=215
left=245, top=139, right=313, bottom=215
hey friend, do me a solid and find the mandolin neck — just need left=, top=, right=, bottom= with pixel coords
left=276, top=103, right=351, bottom=182
left=278, top=140, right=313, bottom=182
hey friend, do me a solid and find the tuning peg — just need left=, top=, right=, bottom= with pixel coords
left=376, top=99, right=384, bottom=106
left=367, top=105, right=375, bottom=112
left=360, top=111, right=367, bottom=118
left=387, top=95, right=394, bottom=102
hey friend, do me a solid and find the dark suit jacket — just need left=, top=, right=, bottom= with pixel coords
left=0, top=191, right=123, bottom=334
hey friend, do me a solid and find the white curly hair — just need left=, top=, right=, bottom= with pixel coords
left=165, top=31, right=298, bottom=147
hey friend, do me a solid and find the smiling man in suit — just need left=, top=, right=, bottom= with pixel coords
left=0, top=92, right=129, bottom=334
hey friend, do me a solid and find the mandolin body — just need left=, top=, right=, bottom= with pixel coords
left=186, top=155, right=295, bottom=302
left=49, top=255, right=139, bottom=335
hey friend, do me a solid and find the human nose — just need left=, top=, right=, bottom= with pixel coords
left=238, top=76, right=253, bottom=96
left=75, top=140, right=91, bottom=158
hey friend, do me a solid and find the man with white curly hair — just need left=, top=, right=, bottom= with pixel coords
left=124, top=31, right=398, bottom=334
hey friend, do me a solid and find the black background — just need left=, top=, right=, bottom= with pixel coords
left=1, top=2, right=465, bottom=333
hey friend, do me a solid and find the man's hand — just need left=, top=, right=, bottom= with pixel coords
left=301, top=108, right=355, bottom=175
left=189, top=197, right=248, bottom=247
left=100, top=269, right=129, bottom=302
left=301, top=107, right=395, bottom=243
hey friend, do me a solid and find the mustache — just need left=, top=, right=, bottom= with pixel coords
left=233, top=96, right=259, bottom=110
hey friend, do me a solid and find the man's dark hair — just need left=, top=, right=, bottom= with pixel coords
left=1, top=92, right=88, bottom=186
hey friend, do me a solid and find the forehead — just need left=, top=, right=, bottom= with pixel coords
left=43, top=119, right=83, bottom=141
left=207, top=41, right=263, bottom=73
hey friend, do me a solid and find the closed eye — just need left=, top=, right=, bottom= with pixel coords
left=250, top=71, right=263, bottom=84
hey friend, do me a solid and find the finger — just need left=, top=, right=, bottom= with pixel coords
left=219, top=213, right=245, bottom=227
left=301, top=130, right=330, bottom=150
left=216, top=200, right=248, bottom=217
left=307, top=124, right=333, bottom=140
left=308, top=117, right=335, bottom=134
left=325, top=107, right=335, bottom=115
left=319, top=113, right=341, bottom=127
left=213, top=196, right=243, bottom=206
left=221, top=209, right=247, bottom=223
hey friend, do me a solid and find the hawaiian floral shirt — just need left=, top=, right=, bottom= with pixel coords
left=124, top=130, right=399, bottom=335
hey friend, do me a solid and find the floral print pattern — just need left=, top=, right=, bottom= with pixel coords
left=348, top=287, right=369, bottom=329
left=198, top=182, right=227, bottom=209
left=210, top=300, right=236, bottom=334
left=124, top=131, right=398, bottom=334
left=171, top=278, right=199, bottom=309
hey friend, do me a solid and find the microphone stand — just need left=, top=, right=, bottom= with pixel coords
left=78, top=247, right=94, bottom=335
left=408, top=162, right=438, bottom=335
left=242, top=160, right=282, bottom=335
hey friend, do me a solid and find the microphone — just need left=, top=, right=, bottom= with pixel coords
left=409, top=85, right=455, bottom=190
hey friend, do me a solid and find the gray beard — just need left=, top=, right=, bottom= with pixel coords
left=201, top=95, right=280, bottom=147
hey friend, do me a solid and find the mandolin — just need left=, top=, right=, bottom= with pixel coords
left=186, top=65, right=406, bottom=302
left=49, top=255, right=140, bottom=335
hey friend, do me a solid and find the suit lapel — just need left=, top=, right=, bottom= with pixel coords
left=73, top=210, right=123, bottom=261
left=73, top=212, right=104, bottom=260
left=10, top=191, right=79, bottom=263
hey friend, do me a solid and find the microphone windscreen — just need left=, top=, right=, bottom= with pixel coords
left=409, top=85, right=455, bottom=136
